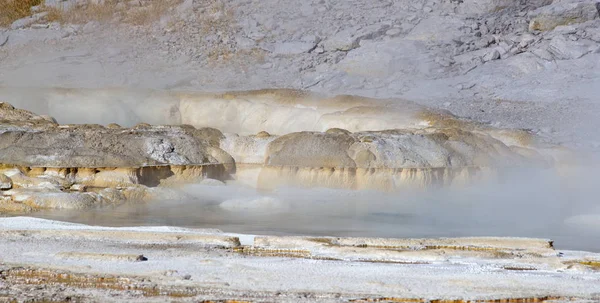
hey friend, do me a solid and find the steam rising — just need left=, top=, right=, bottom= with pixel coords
left=2, top=87, right=598, bottom=252
left=31, top=162, right=600, bottom=252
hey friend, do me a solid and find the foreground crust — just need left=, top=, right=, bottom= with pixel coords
left=0, top=217, right=599, bottom=302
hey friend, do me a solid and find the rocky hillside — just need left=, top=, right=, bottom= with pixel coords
left=0, top=0, right=599, bottom=149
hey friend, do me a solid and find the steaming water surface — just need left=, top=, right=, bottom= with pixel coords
left=8, top=167, right=600, bottom=252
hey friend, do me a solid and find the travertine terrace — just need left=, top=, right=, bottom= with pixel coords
left=0, top=89, right=567, bottom=212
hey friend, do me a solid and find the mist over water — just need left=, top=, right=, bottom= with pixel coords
left=27, top=162, right=600, bottom=252
left=2, top=87, right=599, bottom=251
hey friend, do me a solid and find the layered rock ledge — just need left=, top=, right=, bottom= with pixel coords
left=0, top=89, right=569, bottom=212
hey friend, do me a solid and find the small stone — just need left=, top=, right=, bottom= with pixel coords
left=259, top=62, right=273, bottom=69
left=0, top=174, right=12, bottom=190
left=385, top=28, right=402, bottom=37
left=31, top=23, right=50, bottom=29
left=529, top=48, right=554, bottom=61
left=301, top=34, right=319, bottom=43
left=255, top=131, right=271, bottom=138
left=134, top=122, right=151, bottom=129
left=235, top=36, right=255, bottom=49
left=70, top=184, right=87, bottom=192
left=474, top=36, right=494, bottom=49
left=480, top=24, right=489, bottom=35
left=83, top=21, right=100, bottom=33
left=435, top=56, right=455, bottom=67
left=519, top=34, right=535, bottom=48
left=135, top=255, right=148, bottom=262
left=106, top=123, right=122, bottom=129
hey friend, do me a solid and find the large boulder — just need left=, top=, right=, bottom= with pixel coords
left=456, top=0, right=518, bottom=15
left=23, top=192, right=99, bottom=210
left=529, top=0, right=600, bottom=31
left=547, top=35, right=599, bottom=59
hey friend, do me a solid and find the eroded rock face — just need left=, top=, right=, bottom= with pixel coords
left=0, top=126, right=230, bottom=168
left=0, top=101, right=237, bottom=213
left=220, top=128, right=552, bottom=191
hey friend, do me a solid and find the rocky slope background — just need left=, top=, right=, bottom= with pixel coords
left=0, top=0, right=599, bottom=151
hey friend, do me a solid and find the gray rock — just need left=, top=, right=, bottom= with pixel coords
left=44, top=0, right=77, bottom=10
left=235, top=36, right=255, bottom=49
left=480, top=24, right=490, bottom=35
left=530, top=48, right=555, bottom=61
left=435, top=56, right=455, bottom=67
left=11, top=12, right=48, bottom=30
left=337, top=39, right=437, bottom=78
left=406, top=16, right=464, bottom=43
left=547, top=35, right=599, bottom=59
left=474, top=36, right=495, bottom=49
left=588, top=28, right=600, bottom=42
left=0, top=174, right=12, bottom=190
left=271, top=41, right=317, bottom=55
left=31, top=24, right=50, bottom=29
left=323, top=24, right=389, bottom=52
left=456, top=0, right=517, bottom=15
left=385, top=28, right=402, bottom=37
left=30, top=5, right=42, bottom=13
left=518, top=34, right=536, bottom=48
left=82, top=21, right=100, bottom=33
left=301, top=35, right=319, bottom=44
left=483, top=49, right=501, bottom=61
left=176, top=0, right=194, bottom=14
left=529, top=0, right=600, bottom=32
